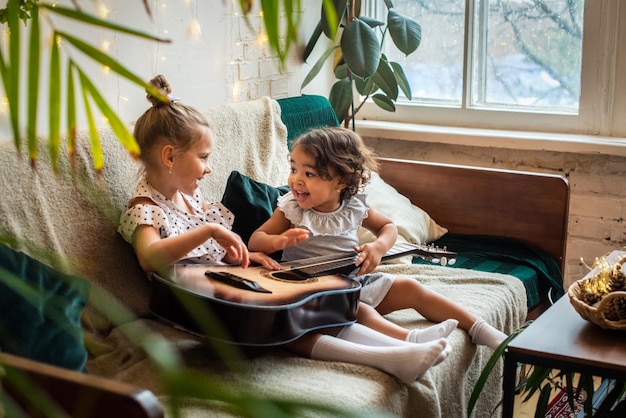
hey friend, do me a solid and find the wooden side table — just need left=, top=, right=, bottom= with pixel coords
left=501, top=280, right=626, bottom=417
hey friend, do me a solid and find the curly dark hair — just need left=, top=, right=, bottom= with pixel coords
left=291, top=127, right=379, bottom=202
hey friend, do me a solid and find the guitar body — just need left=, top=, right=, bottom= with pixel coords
left=148, top=243, right=455, bottom=346
left=149, top=264, right=361, bottom=346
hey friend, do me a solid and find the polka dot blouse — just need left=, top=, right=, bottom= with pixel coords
left=118, top=178, right=234, bottom=264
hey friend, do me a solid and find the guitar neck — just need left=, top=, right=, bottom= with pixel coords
left=290, top=243, right=456, bottom=278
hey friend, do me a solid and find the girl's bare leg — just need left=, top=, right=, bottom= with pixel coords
left=372, top=277, right=506, bottom=349
left=375, top=277, right=477, bottom=330
left=356, top=302, right=412, bottom=340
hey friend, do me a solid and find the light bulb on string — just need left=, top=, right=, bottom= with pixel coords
left=232, top=80, right=241, bottom=101
left=188, top=18, right=202, bottom=41
left=100, top=39, right=112, bottom=52
left=97, top=2, right=113, bottom=19
left=100, top=39, right=112, bottom=74
left=0, top=97, right=9, bottom=114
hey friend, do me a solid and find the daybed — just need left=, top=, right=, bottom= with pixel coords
left=0, top=95, right=569, bottom=417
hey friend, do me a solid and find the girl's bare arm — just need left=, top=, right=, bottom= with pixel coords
left=248, top=209, right=309, bottom=254
left=354, top=208, right=398, bottom=275
left=134, top=222, right=248, bottom=272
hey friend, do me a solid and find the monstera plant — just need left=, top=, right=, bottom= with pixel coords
left=299, top=0, right=422, bottom=127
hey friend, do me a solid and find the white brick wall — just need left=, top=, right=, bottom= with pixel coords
left=224, top=6, right=299, bottom=102
left=361, top=138, right=626, bottom=290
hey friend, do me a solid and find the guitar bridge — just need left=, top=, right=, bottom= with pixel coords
left=205, top=271, right=272, bottom=293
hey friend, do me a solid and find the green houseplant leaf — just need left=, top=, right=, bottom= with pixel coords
left=301, top=44, right=338, bottom=90
left=39, top=3, right=170, bottom=43
left=74, top=65, right=140, bottom=159
left=65, top=60, right=77, bottom=157
left=1, top=0, right=21, bottom=150
left=303, top=0, right=422, bottom=127
left=370, top=57, right=398, bottom=100
left=390, top=61, right=412, bottom=100
left=0, top=1, right=169, bottom=169
left=341, top=18, right=380, bottom=79
left=48, top=34, right=61, bottom=172
left=26, top=4, right=39, bottom=165
left=329, top=78, right=353, bottom=123
left=387, top=8, right=422, bottom=56
left=77, top=67, right=104, bottom=172
left=321, top=0, right=346, bottom=39
left=371, top=94, right=394, bottom=112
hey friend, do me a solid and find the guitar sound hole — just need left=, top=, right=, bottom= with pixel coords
left=271, top=270, right=310, bottom=282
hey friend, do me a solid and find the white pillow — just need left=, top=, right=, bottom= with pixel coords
left=358, top=172, right=448, bottom=249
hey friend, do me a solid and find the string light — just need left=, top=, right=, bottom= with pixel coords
left=97, top=2, right=113, bottom=19
left=100, top=39, right=112, bottom=52
left=0, top=97, right=9, bottom=113
left=232, top=80, right=241, bottom=101
left=188, top=18, right=202, bottom=40
left=256, top=32, right=268, bottom=46
left=99, top=38, right=112, bottom=74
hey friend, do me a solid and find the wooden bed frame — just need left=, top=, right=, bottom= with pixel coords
left=378, top=158, right=570, bottom=274
left=379, top=158, right=570, bottom=320
left=1, top=158, right=569, bottom=417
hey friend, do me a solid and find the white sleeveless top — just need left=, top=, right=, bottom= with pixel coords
left=277, top=192, right=368, bottom=262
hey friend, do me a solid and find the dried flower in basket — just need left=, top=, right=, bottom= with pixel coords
left=568, top=255, right=626, bottom=329
left=578, top=256, right=626, bottom=305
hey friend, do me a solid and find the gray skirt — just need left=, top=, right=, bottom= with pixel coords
left=351, top=272, right=395, bottom=307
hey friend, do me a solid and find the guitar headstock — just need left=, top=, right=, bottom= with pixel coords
left=387, top=243, right=457, bottom=266
left=419, top=244, right=456, bottom=266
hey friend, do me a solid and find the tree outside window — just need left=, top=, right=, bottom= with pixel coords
left=378, top=0, right=583, bottom=114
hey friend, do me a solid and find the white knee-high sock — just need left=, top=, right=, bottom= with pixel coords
left=337, top=322, right=412, bottom=347
left=310, top=334, right=448, bottom=384
left=338, top=322, right=453, bottom=366
left=406, top=319, right=459, bottom=343
left=468, top=318, right=507, bottom=349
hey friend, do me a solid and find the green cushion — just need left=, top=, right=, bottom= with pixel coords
left=0, top=243, right=90, bottom=371
left=276, top=95, right=339, bottom=150
left=221, top=171, right=289, bottom=246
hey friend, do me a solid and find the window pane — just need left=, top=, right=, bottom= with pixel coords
left=380, top=0, right=584, bottom=115
left=471, top=0, right=584, bottom=113
left=381, top=0, right=465, bottom=106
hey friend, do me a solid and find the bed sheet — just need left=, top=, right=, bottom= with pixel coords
left=414, top=234, right=564, bottom=308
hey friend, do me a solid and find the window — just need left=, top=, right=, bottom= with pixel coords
left=359, top=0, right=623, bottom=137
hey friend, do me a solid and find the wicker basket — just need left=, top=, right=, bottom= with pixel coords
left=568, top=281, right=626, bottom=331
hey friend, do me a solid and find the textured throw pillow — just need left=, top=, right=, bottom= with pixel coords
left=0, top=243, right=90, bottom=372
left=221, top=170, right=289, bottom=244
left=359, top=172, right=448, bottom=246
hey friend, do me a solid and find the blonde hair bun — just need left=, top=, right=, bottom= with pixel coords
left=146, top=74, right=173, bottom=107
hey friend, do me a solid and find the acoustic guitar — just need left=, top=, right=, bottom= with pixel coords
left=149, top=243, right=456, bottom=346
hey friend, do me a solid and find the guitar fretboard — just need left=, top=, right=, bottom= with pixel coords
left=287, top=243, right=455, bottom=278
